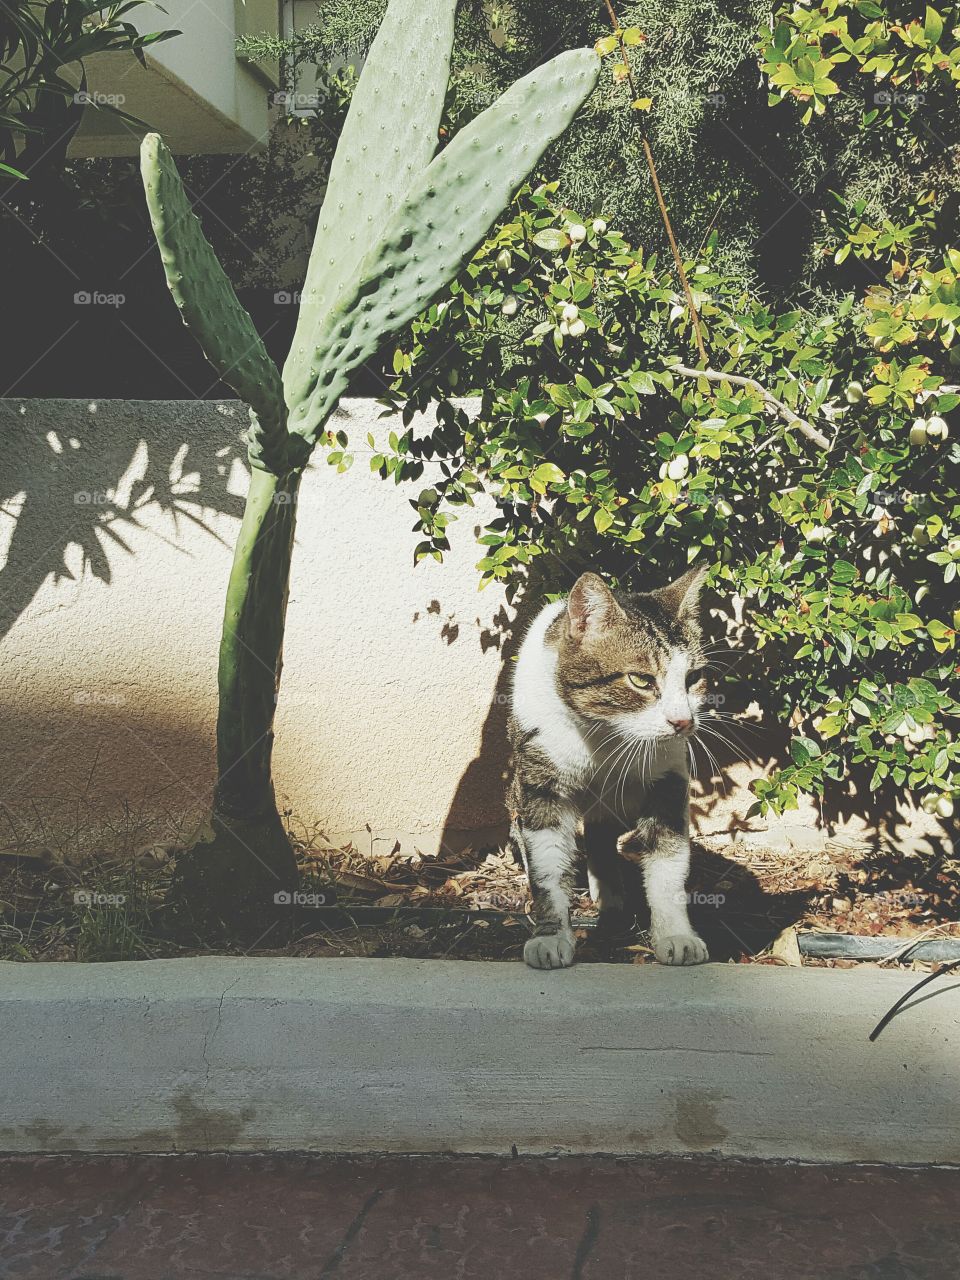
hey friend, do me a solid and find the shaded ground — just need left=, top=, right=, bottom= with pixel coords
left=1, top=823, right=958, bottom=965
left=1, top=1153, right=959, bottom=1279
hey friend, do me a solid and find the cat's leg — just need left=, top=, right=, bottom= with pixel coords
left=515, top=809, right=579, bottom=970
left=583, top=820, right=631, bottom=932
left=618, top=770, right=708, bottom=966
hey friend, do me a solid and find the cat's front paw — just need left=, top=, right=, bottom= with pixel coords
left=524, top=932, right=576, bottom=970
left=653, top=932, right=709, bottom=966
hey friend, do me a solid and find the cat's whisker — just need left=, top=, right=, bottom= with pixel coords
left=691, top=733, right=728, bottom=795
left=699, top=714, right=766, bottom=749
left=615, top=737, right=640, bottom=815
left=699, top=714, right=759, bottom=749
left=701, top=709, right=764, bottom=726
left=697, top=722, right=750, bottom=770
left=598, top=734, right=635, bottom=795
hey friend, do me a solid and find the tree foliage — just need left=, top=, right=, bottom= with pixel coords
left=264, top=0, right=960, bottom=293
left=356, top=1, right=960, bottom=826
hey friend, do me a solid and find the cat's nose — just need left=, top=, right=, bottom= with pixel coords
left=668, top=716, right=693, bottom=734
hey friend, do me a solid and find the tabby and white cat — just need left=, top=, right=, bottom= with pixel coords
left=507, top=568, right=710, bottom=970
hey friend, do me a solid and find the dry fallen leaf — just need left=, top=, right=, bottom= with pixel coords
left=771, top=925, right=803, bottom=967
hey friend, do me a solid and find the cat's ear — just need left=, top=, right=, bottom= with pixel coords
left=567, top=573, right=622, bottom=638
left=656, top=565, right=708, bottom=619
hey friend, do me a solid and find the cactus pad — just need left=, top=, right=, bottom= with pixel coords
left=284, top=0, right=456, bottom=411
left=140, top=134, right=295, bottom=473
left=287, top=48, right=601, bottom=443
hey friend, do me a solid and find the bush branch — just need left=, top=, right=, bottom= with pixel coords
left=602, top=0, right=709, bottom=365
left=669, top=364, right=831, bottom=451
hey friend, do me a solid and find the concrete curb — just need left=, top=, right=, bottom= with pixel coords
left=2, top=958, right=959, bottom=1162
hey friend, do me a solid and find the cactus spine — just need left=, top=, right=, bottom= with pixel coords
left=139, top=0, right=599, bottom=937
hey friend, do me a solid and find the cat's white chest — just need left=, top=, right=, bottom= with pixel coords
left=581, top=735, right=685, bottom=822
left=512, top=600, right=593, bottom=781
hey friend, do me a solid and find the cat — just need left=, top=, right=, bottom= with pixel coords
left=507, top=567, right=710, bottom=970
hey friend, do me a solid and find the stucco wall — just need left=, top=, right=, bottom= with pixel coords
left=70, top=0, right=275, bottom=157
left=0, top=398, right=941, bottom=859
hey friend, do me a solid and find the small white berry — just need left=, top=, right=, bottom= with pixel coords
left=592, top=218, right=607, bottom=234
left=567, top=223, right=587, bottom=243
left=666, top=454, right=689, bottom=481
left=501, top=295, right=518, bottom=316
left=925, top=415, right=949, bottom=444
left=561, top=303, right=579, bottom=323
left=568, top=318, right=586, bottom=337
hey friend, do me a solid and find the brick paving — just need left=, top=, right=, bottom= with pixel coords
left=1, top=1154, right=959, bottom=1279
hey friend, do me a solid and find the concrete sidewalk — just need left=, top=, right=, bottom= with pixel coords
left=2, top=957, right=960, bottom=1161
left=1, top=1153, right=959, bottom=1279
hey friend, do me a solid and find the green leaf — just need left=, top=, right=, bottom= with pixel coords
left=531, top=462, right=566, bottom=487
left=924, top=6, right=944, bottom=44
left=533, top=228, right=569, bottom=252
left=286, top=0, right=457, bottom=395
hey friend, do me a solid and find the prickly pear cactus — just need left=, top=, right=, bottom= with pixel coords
left=286, top=48, right=600, bottom=444
left=139, top=135, right=297, bottom=473
left=287, top=0, right=457, bottom=386
left=140, top=0, right=599, bottom=474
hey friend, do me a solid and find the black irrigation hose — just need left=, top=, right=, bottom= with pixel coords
left=869, top=958, right=960, bottom=1042
left=799, top=933, right=960, bottom=963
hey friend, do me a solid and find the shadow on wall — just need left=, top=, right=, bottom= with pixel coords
left=0, top=400, right=246, bottom=642
left=435, top=586, right=531, bottom=857
left=0, top=702, right=215, bottom=855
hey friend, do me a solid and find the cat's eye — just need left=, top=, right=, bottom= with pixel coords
left=625, top=672, right=656, bottom=691
left=686, top=667, right=706, bottom=687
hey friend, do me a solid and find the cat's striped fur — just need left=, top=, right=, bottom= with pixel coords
left=507, top=568, right=710, bottom=970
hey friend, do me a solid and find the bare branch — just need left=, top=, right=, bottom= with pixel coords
left=669, top=364, right=831, bottom=451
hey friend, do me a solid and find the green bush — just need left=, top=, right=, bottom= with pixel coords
left=259, top=0, right=960, bottom=296
left=373, top=171, right=959, bottom=820
left=308, top=0, right=960, bottom=827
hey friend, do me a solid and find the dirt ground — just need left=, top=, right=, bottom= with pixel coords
left=1, top=822, right=958, bottom=966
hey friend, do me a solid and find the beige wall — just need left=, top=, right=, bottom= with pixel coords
left=69, top=0, right=277, bottom=157
left=0, top=398, right=943, bottom=859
